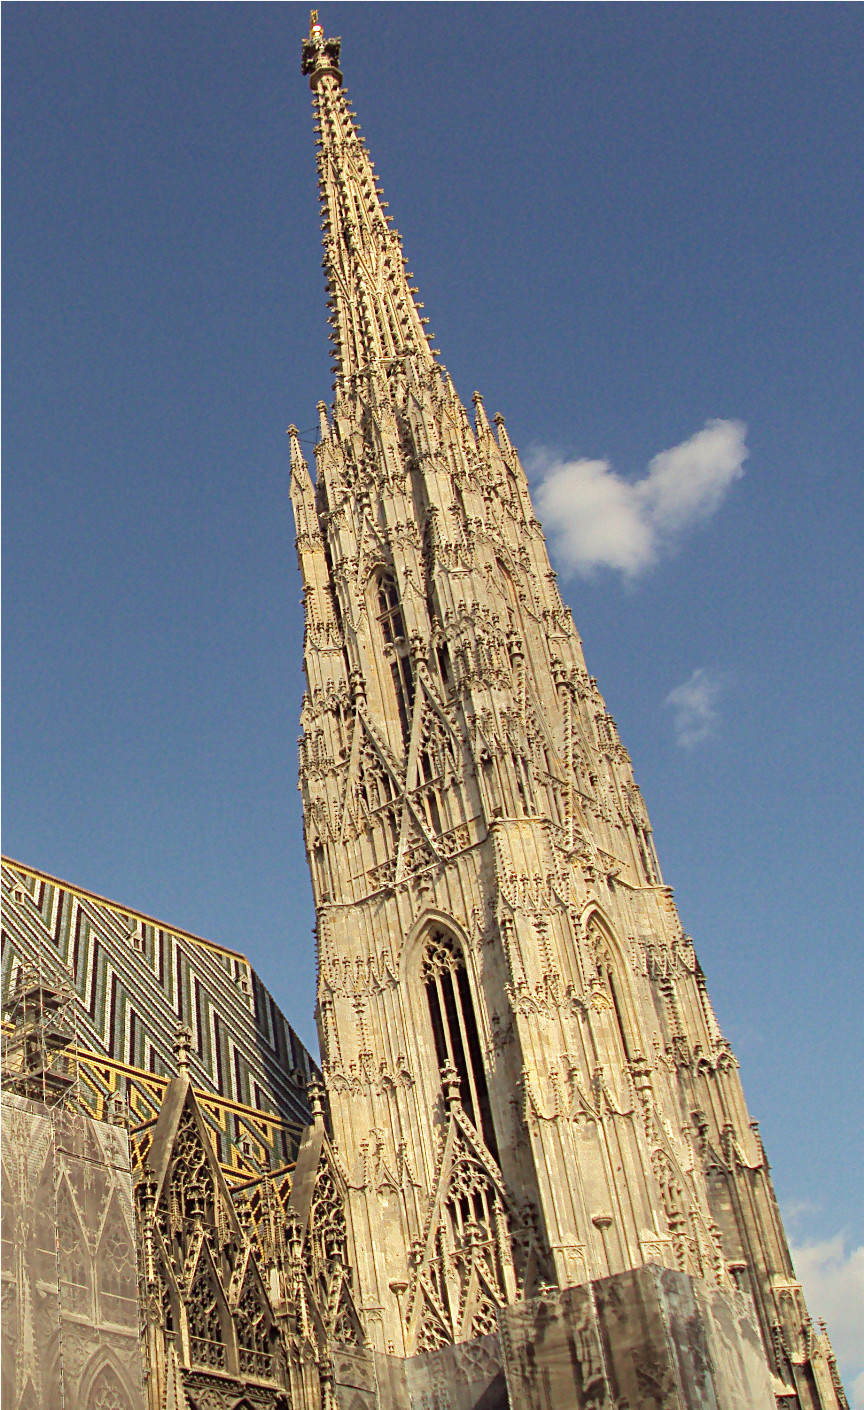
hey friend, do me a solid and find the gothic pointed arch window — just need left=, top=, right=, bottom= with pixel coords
left=158, top=1257, right=181, bottom=1347
left=56, top=1175, right=92, bottom=1317
left=235, top=1271, right=275, bottom=1380
left=375, top=570, right=415, bottom=745
left=585, top=916, right=638, bottom=1069
left=421, top=930, right=498, bottom=1160
left=186, top=1253, right=228, bottom=1370
left=87, top=1361, right=133, bottom=1410
left=97, top=1193, right=138, bottom=1325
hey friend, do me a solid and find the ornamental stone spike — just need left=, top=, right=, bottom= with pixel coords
left=287, top=423, right=310, bottom=484
left=472, top=390, right=492, bottom=438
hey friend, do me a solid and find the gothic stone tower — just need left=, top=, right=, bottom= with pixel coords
left=291, top=16, right=843, bottom=1406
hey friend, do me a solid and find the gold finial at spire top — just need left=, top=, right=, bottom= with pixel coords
left=302, top=11, right=342, bottom=84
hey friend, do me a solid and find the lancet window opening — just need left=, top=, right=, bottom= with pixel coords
left=375, top=571, right=415, bottom=745
left=606, top=965, right=634, bottom=1064
left=384, top=805, right=400, bottom=854
left=356, top=736, right=401, bottom=858
left=421, top=931, right=498, bottom=1161
left=588, top=922, right=638, bottom=1069
left=419, top=745, right=436, bottom=784
left=359, top=741, right=396, bottom=813
left=514, top=751, right=533, bottom=816
left=436, top=641, right=453, bottom=688
left=417, top=717, right=452, bottom=838
left=187, top=1257, right=228, bottom=1370
left=312, top=843, right=332, bottom=902
left=98, top=1194, right=138, bottom=1324
left=421, top=779, right=443, bottom=837
left=57, top=1180, right=92, bottom=1316
left=425, top=580, right=454, bottom=689
left=634, top=828, right=650, bottom=882
left=236, top=1277, right=275, bottom=1380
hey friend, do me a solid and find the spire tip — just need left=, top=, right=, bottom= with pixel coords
left=302, top=10, right=341, bottom=83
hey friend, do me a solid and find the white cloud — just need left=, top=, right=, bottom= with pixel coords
left=790, top=1235, right=864, bottom=1406
left=665, top=667, right=723, bottom=749
left=531, top=419, right=747, bottom=578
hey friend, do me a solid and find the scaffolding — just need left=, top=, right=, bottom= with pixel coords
left=1, top=960, right=80, bottom=1108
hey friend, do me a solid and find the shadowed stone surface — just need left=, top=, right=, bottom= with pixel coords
left=332, top=1335, right=507, bottom=1410
left=501, top=1268, right=774, bottom=1410
left=331, top=1268, right=774, bottom=1410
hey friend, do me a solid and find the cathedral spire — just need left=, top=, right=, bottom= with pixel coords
left=301, top=12, right=435, bottom=386
left=290, top=25, right=835, bottom=1397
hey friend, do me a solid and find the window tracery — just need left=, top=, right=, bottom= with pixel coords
left=89, top=1363, right=132, bottom=1410
left=98, top=1196, right=137, bottom=1324
left=187, top=1257, right=227, bottom=1370
left=408, top=1118, right=514, bottom=1352
left=586, top=921, right=636, bottom=1064
left=415, top=708, right=457, bottom=837
left=422, top=932, right=497, bottom=1159
left=332, top=1294, right=362, bottom=1347
left=304, top=1160, right=348, bottom=1299
left=57, top=1179, right=91, bottom=1316
left=448, top=1152, right=510, bottom=1315
left=168, top=1106, right=217, bottom=1237
left=137, top=1084, right=299, bottom=1397
left=235, top=1274, right=274, bottom=1379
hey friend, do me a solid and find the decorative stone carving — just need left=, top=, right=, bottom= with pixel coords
left=146, top=12, right=847, bottom=1407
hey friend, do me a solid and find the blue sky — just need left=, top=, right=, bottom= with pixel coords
left=4, top=3, right=862, bottom=1389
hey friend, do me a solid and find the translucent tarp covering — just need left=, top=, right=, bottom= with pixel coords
left=331, top=1266, right=774, bottom=1410
left=1, top=1093, right=146, bottom=1410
